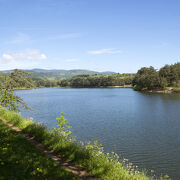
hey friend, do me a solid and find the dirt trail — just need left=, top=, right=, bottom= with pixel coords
left=0, top=117, right=100, bottom=180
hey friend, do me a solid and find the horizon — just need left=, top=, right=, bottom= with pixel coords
left=1, top=0, right=180, bottom=72
left=0, top=68, right=119, bottom=73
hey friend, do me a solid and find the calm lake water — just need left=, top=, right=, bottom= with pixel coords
left=16, top=88, right=180, bottom=179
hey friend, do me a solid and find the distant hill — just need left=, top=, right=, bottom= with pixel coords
left=25, top=69, right=67, bottom=73
left=0, top=69, right=116, bottom=80
left=101, top=71, right=116, bottom=74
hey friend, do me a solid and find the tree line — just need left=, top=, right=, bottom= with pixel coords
left=1, top=62, right=180, bottom=91
left=58, top=74, right=135, bottom=88
left=0, top=69, right=135, bottom=89
left=132, top=62, right=180, bottom=90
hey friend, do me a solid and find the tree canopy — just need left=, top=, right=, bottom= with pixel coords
left=133, top=62, right=180, bottom=90
left=58, top=73, right=135, bottom=88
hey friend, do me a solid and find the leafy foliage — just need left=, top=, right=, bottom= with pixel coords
left=5, top=69, right=35, bottom=89
left=0, top=69, right=36, bottom=111
left=0, top=88, right=32, bottom=112
left=0, top=89, right=19, bottom=111
left=133, top=62, right=180, bottom=90
left=54, top=113, right=72, bottom=139
left=133, top=66, right=160, bottom=90
left=59, top=73, right=135, bottom=88
left=0, top=69, right=59, bottom=89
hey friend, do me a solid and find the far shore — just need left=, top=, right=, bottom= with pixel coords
left=140, top=87, right=180, bottom=94
left=13, top=85, right=180, bottom=93
left=61, top=84, right=133, bottom=88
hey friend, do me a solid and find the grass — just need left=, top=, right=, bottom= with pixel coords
left=0, top=107, right=171, bottom=180
left=0, top=118, right=79, bottom=180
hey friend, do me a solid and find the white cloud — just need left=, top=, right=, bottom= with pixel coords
left=0, top=50, right=46, bottom=64
left=0, top=50, right=47, bottom=70
left=2, top=54, right=13, bottom=60
left=88, top=48, right=122, bottom=55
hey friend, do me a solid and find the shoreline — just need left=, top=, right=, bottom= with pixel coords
left=61, top=85, right=133, bottom=88
left=0, top=107, right=155, bottom=180
left=139, top=87, right=180, bottom=94
left=13, top=86, right=180, bottom=94
left=14, top=85, right=133, bottom=90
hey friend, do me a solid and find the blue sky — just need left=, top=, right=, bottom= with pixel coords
left=0, top=0, right=180, bottom=73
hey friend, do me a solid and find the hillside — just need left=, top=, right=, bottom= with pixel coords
left=0, top=69, right=116, bottom=80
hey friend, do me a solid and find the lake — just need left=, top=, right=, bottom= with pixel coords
left=16, top=88, right=180, bottom=179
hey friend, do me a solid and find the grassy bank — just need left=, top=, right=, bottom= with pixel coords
left=0, top=117, right=78, bottom=179
left=0, top=107, right=170, bottom=180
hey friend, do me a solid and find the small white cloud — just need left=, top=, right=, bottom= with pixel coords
left=88, top=48, right=122, bottom=55
left=0, top=50, right=46, bottom=70
left=0, top=50, right=46, bottom=64
left=0, top=50, right=47, bottom=70
left=65, top=58, right=79, bottom=62
left=2, top=54, right=13, bottom=60
left=0, top=54, right=13, bottom=64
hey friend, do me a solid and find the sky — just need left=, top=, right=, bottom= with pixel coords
left=0, top=0, right=180, bottom=73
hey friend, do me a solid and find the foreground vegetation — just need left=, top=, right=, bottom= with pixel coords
left=0, top=107, right=170, bottom=180
left=0, top=117, right=78, bottom=180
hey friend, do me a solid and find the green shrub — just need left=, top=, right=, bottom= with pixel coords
left=54, top=112, right=72, bottom=139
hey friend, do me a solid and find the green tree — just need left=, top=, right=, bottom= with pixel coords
left=133, top=66, right=160, bottom=90
left=54, top=113, right=72, bottom=139
left=0, top=88, right=32, bottom=112
left=0, top=89, right=19, bottom=111
left=159, top=65, right=171, bottom=85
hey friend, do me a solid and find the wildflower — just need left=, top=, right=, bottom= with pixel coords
left=1, top=162, right=4, bottom=165
left=37, top=168, right=39, bottom=171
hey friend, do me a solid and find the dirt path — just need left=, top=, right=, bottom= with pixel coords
left=0, top=117, right=100, bottom=180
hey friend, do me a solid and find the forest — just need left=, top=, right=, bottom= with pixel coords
left=133, top=62, right=180, bottom=91
left=59, top=73, right=135, bottom=88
